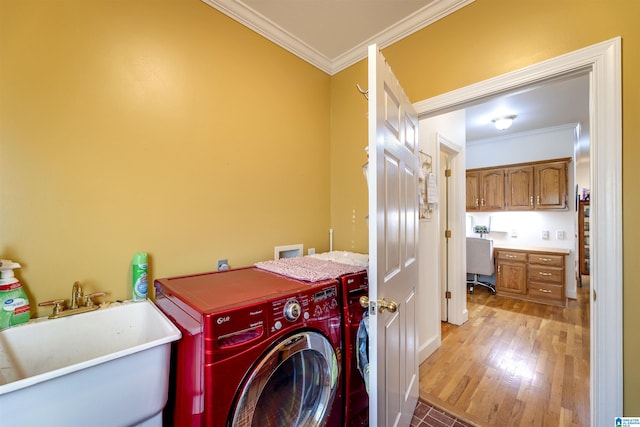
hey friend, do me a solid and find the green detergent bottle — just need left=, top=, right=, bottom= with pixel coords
left=0, top=259, right=31, bottom=330
left=132, top=252, right=148, bottom=301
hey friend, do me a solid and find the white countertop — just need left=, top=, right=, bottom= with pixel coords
left=493, top=243, right=571, bottom=255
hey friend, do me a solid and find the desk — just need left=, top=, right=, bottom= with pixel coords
left=493, top=245, right=570, bottom=307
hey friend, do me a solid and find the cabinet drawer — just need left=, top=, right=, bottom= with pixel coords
left=528, top=253, right=564, bottom=267
left=528, top=265, right=563, bottom=283
left=528, top=282, right=563, bottom=301
left=495, top=250, right=527, bottom=262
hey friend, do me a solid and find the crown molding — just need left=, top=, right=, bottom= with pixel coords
left=201, top=0, right=474, bottom=75
left=201, top=0, right=334, bottom=73
left=330, top=0, right=474, bottom=74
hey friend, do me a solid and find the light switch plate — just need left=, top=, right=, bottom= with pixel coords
left=556, top=230, right=565, bottom=240
left=541, top=230, right=549, bottom=239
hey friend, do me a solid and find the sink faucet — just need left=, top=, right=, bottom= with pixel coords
left=39, top=281, right=108, bottom=319
left=70, top=281, right=83, bottom=309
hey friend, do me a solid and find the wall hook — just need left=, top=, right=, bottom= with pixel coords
left=356, top=83, right=368, bottom=100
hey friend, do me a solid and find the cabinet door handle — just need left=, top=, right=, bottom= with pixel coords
left=540, top=257, right=552, bottom=262
left=537, top=195, right=541, bottom=204
left=538, top=272, right=552, bottom=276
left=505, top=254, right=517, bottom=259
left=530, top=196, right=534, bottom=206
left=475, top=198, right=479, bottom=207
left=538, top=288, right=552, bottom=293
left=497, top=265, right=501, bottom=273
left=481, top=198, right=485, bottom=207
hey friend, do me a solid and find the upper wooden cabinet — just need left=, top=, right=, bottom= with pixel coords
left=534, top=161, right=567, bottom=209
left=467, top=158, right=570, bottom=212
left=505, top=166, right=534, bottom=210
left=466, top=169, right=505, bottom=211
left=466, top=171, right=481, bottom=210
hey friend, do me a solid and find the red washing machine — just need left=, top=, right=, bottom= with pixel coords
left=154, top=267, right=343, bottom=427
left=337, top=271, right=369, bottom=427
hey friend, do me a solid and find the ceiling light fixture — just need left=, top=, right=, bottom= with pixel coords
left=492, top=114, right=517, bottom=130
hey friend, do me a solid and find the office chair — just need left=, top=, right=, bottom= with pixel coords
left=466, top=237, right=496, bottom=294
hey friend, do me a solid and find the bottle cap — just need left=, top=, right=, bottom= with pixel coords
left=133, top=252, right=147, bottom=265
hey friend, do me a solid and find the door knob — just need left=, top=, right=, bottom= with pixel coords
left=359, top=296, right=398, bottom=313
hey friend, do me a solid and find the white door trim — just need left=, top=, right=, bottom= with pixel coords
left=437, top=134, right=467, bottom=326
left=413, top=37, right=622, bottom=425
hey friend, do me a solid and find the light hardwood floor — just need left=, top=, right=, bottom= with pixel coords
left=419, top=279, right=590, bottom=426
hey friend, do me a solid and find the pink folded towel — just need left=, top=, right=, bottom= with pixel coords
left=255, top=256, right=365, bottom=282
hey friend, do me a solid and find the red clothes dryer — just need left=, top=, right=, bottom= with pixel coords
left=154, top=267, right=343, bottom=427
left=337, top=271, right=369, bottom=427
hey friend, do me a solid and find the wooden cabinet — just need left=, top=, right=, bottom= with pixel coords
left=466, top=169, right=505, bottom=211
left=495, top=250, right=527, bottom=295
left=578, top=201, right=590, bottom=275
left=467, top=158, right=569, bottom=212
left=494, top=247, right=567, bottom=307
left=466, top=171, right=481, bottom=211
left=534, top=161, right=567, bottom=210
left=505, top=166, right=534, bottom=210
left=527, top=253, right=565, bottom=306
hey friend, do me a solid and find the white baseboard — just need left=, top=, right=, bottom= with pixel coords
left=419, top=334, right=441, bottom=364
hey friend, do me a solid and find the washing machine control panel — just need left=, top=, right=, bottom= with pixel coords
left=270, top=284, right=339, bottom=332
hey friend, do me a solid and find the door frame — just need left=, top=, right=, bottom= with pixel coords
left=413, top=37, right=622, bottom=425
left=437, top=134, right=467, bottom=326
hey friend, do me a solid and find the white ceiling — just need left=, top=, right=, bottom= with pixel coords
left=202, top=0, right=473, bottom=75
left=201, top=0, right=590, bottom=145
left=463, top=73, right=589, bottom=143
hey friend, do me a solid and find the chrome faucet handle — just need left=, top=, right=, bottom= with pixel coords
left=84, top=292, right=107, bottom=307
left=38, top=299, right=66, bottom=315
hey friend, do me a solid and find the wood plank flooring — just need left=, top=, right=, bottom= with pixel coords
left=418, top=279, right=590, bottom=427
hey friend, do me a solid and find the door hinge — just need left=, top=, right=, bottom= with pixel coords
left=445, top=230, right=452, bottom=238
left=445, top=291, right=452, bottom=299
left=445, top=169, right=451, bottom=177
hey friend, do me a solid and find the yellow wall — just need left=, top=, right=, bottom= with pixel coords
left=2, top=0, right=639, bottom=416
left=329, top=60, right=369, bottom=253
left=329, top=0, right=639, bottom=415
left=0, top=0, right=331, bottom=311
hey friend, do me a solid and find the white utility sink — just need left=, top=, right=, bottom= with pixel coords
left=0, top=300, right=181, bottom=426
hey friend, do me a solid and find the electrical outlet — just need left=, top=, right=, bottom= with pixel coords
left=217, top=259, right=229, bottom=271
left=556, top=230, right=565, bottom=240
left=511, top=229, right=518, bottom=238
left=308, top=248, right=316, bottom=255
left=541, top=230, right=549, bottom=239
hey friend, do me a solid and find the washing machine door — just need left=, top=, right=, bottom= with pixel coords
left=230, top=331, right=339, bottom=427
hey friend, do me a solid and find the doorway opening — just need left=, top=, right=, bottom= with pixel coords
left=414, top=38, right=622, bottom=426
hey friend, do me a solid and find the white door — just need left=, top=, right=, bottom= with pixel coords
left=366, top=44, right=419, bottom=427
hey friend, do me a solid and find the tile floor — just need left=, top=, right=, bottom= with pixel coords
left=412, top=399, right=476, bottom=427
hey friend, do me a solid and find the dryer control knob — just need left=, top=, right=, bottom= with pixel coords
left=283, top=300, right=301, bottom=322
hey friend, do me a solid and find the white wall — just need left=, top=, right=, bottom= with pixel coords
left=574, top=126, right=590, bottom=200
left=466, top=125, right=579, bottom=298
left=467, top=124, right=576, bottom=168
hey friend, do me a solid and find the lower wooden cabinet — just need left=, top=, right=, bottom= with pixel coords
left=495, top=250, right=527, bottom=295
left=495, top=248, right=567, bottom=307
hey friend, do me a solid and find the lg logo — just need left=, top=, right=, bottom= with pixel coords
left=216, top=316, right=230, bottom=325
